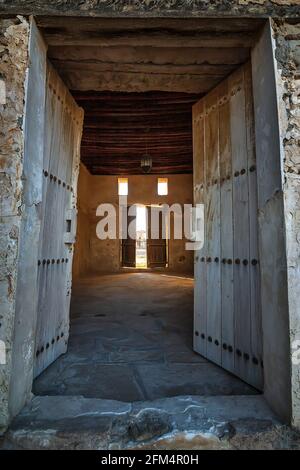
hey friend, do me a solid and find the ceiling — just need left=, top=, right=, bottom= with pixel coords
left=37, top=17, right=264, bottom=94
left=37, top=17, right=264, bottom=175
left=72, top=91, right=200, bottom=175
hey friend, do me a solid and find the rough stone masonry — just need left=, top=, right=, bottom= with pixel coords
left=0, top=0, right=299, bottom=17
left=273, top=18, right=300, bottom=429
left=0, top=16, right=30, bottom=432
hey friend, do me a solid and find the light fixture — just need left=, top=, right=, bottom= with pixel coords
left=141, top=128, right=152, bottom=173
left=141, top=154, right=152, bottom=174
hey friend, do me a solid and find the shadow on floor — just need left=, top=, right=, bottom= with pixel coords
left=33, top=272, right=258, bottom=401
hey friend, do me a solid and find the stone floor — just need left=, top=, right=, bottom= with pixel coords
left=33, top=272, right=257, bottom=401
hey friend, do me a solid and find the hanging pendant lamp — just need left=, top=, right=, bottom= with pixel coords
left=141, top=128, right=152, bottom=173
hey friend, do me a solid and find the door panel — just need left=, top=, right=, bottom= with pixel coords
left=205, top=87, right=221, bottom=365
left=193, top=62, right=263, bottom=390
left=230, top=67, right=252, bottom=384
left=219, top=79, right=234, bottom=374
left=244, top=61, right=263, bottom=387
left=147, top=207, right=167, bottom=268
left=34, top=63, right=84, bottom=378
left=122, top=205, right=136, bottom=267
left=193, top=100, right=207, bottom=358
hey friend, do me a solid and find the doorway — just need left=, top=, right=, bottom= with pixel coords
left=136, top=205, right=147, bottom=268
left=11, top=17, right=294, bottom=438
left=122, top=204, right=168, bottom=269
left=31, top=17, right=264, bottom=394
left=31, top=61, right=264, bottom=405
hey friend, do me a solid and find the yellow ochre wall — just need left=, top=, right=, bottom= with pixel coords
left=73, top=164, right=194, bottom=278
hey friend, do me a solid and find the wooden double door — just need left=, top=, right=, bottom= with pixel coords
left=122, top=206, right=167, bottom=268
left=193, top=62, right=263, bottom=390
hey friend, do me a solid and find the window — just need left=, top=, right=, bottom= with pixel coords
left=118, top=178, right=128, bottom=196
left=157, top=178, right=168, bottom=196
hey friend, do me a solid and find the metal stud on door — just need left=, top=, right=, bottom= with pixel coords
left=34, top=63, right=84, bottom=378
left=192, top=62, right=263, bottom=390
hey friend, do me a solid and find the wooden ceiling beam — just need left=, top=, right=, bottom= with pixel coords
left=72, top=91, right=201, bottom=101
left=51, top=60, right=237, bottom=77
left=49, top=46, right=250, bottom=66
left=58, top=70, right=224, bottom=93
left=89, top=168, right=192, bottom=175
left=36, top=17, right=264, bottom=33
left=81, top=137, right=192, bottom=144
left=42, top=30, right=256, bottom=48
left=74, top=91, right=196, bottom=174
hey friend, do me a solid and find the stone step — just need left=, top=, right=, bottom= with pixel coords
left=2, top=394, right=299, bottom=450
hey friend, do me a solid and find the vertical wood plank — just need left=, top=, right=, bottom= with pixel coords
left=193, top=62, right=262, bottom=390
left=219, top=80, right=235, bottom=373
left=193, top=99, right=207, bottom=356
left=205, top=87, right=221, bottom=365
left=244, top=62, right=263, bottom=389
left=230, top=67, right=252, bottom=385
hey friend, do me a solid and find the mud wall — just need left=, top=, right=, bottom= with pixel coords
left=73, top=165, right=194, bottom=277
left=72, top=164, right=92, bottom=279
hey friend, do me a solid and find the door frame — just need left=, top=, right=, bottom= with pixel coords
left=250, top=21, right=292, bottom=423
left=121, top=204, right=137, bottom=268
left=7, top=18, right=294, bottom=427
left=120, top=203, right=169, bottom=269
left=146, top=204, right=168, bottom=269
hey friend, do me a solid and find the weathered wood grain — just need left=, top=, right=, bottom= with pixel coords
left=48, top=46, right=250, bottom=66
left=244, top=61, right=263, bottom=389
left=193, top=99, right=207, bottom=357
left=34, top=62, right=84, bottom=378
left=36, top=17, right=265, bottom=33
left=42, top=31, right=257, bottom=48
left=219, top=79, right=235, bottom=374
left=192, top=63, right=263, bottom=390
left=38, top=18, right=258, bottom=93
left=205, top=86, right=221, bottom=365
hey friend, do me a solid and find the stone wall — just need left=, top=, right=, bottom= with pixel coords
left=0, top=17, right=29, bottom=432
left=272, top=18, right=300, bottom=428
left=0, top=1, right=299, bottom=17
left=73, top=165, right=194, bottom=278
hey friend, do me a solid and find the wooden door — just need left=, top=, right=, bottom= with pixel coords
left=147, top=206, right=167, bottom=268
left=34, top=63, right=84, bottom=378
left=193, top=62, right=263, bottom=390
left=122, top=206, right=136, bottom=267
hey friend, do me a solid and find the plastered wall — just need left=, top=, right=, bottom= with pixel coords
left=72, top=164, right=91, bottom=279
left=73, top=164, right=194, bottom=277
